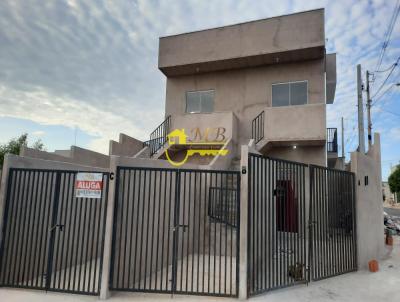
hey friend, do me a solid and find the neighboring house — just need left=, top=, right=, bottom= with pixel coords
left=150, top=8, right=339, bottom=168
left=382, top=181, right=395, bottom=204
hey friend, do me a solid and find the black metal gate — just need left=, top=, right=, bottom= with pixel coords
left=248, top=154, right=308, bottom=296
left=110, top=167, right=240, bottom=297
left=0, top=168, right=109, bottom=295
left=309, top=165, right=357, bottom=280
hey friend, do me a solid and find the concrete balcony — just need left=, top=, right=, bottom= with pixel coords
left=255, top=103, right=326, bottom=151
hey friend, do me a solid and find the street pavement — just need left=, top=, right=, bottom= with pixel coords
left=1, top=237, right=399, bottom=302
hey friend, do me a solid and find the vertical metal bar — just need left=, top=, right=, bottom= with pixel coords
left=218, top=173, right=222, bottom=294
left=139, top=169, right=147, bottom=289
left=45, top=172, right=61, bottom=290
left=198, top=172, right=203, bottom=294
left=308, top=166, right=313, bottom=282
left=202, top=172, right=207, bottom=293
left=165, top=171, right=173, bottom=292
left=154, top=170, right=161, bottom=290
left=97, top=174, right=109, bottom=293
left=191, top=171, right=197, bottom=293
left=66, top=173, right=78, bottom=290
left=223, top=176, right=228, bottom=294
left=77, top=194, right=89, bottom=291
left=38, top=172, right=51, bottom=288
left=0, top=169, right=16, bottom=285
left=235, top=171, right=240, bottom=297
left=260, top=158, right=264, bottom=290
left=12, top=170, right=27, bottom=285
left=149, top=170, right=157, bottom=290
left=23, top=171, right=39, bottom=287
left=179, top=171, right=186, bottom=292
left=83, top=189, right=94, bottom=292
left=86, top=173, right=97, bottom=292
left=11, top=170, right=28, bottom=284
left=29, top=171, right=43, bottom=287
left=172, top=170, right=181, bottom=294
left=131, top=169, right=141, bottom=289
left=121, top=170, right=131, bottom=288
left=126, top=170, right=135, bottom=289
left=213, top=173, right=218, bottom=294
left=59, top=173, right=72, bottom=290
left=52, top=173, right=66, bottom=289
left=185, top=171, right=192, bottom=292
left=159, top=170, right=166, bottom=290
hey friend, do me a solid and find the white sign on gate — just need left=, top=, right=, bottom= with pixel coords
left=75, top=172, right=103, bottom=199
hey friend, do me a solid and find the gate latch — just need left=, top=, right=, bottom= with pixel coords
left=50, top=224, right=65, bottom=232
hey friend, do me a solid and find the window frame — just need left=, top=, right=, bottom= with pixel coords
left=271, top=80, right=308, bottom=107
left=185, top=89, right=215, bottom=114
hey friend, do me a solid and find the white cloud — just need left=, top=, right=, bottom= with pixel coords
left=0, top=0, right=398, bottom=156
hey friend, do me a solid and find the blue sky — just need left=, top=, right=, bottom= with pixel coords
left=0, top=0, right=399, bottom=179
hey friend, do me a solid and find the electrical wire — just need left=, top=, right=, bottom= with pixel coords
left=372, top=57, right=399, bottom=99
left=374, top=0, right=400, bottom=72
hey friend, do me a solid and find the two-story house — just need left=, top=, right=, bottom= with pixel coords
left=147, top=8, right=338, bottom=168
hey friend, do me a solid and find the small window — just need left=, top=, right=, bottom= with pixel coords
left=186, top=90, right=214, bottom=113
left=272, top=81, right=308, bottom=107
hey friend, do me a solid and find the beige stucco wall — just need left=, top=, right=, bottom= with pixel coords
left=350, top=133, right=384, bottom=270
left=266, top=145, right=326, bottom=166
left=165, top=58, right=325, bottom=160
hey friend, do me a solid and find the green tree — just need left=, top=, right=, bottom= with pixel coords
left=388, top=166, right=400, bottom=195
left=0, top=133, right=45, bottom=167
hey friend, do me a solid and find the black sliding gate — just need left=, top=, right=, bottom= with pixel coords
left=110, top=167, right=240, bottom=297
left=248, top=153, right=357, bottom=297
left=0, top=168, right=109, bottom=295
left=309, top=165, right=357, bottom=281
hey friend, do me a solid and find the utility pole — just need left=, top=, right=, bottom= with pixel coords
left=341, top=117, right=345, bottom=158
left=357, top=64, right=365, bottom=153
left=366, top=70, right=372, bottom=148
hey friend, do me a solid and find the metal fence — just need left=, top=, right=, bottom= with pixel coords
left=109, top=167, right=240, bottom=297
left=147, top=115, right=171, bottom=156
left=0, top=168, right=109, bottom=295
left=252, top=111, right=264, bottom=144
left=248, top=154, right=308, bottom=296
left=326, top=128, right=338, bottom=153
left=309, top=165, right=357, bottom=280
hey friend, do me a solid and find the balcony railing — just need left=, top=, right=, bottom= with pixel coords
left=144, top=115, right=171, bottom=156
left=327, top=128, right=338, bottom=153
left=252, top=111, right=264, bottom=144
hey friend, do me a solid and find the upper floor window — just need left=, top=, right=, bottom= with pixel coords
left=272, top=81, right=308, bottom=107
left=186, top=90, right=214, bottom=113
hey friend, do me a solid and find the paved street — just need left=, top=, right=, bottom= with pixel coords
left=384, top=207, right=400, bottom=217
left=1, top=238, right=399, bottom=302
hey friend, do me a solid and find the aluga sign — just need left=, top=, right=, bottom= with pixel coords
left=75, top=172, right=103, bottom=198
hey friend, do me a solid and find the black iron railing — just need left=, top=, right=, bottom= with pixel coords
left=252, top=111, right=264, bottom=144
left=144, top=115, right=171, bottom=156
left=327, top=128, right=338, bottom=153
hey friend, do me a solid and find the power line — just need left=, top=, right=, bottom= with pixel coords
left=371, top=57, right=399, bottom=99
left=374, top=0, right=400, bottom=72
left=377, top=107, right=400, bottom=118
left=372, top=80, right=399, bottom=106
